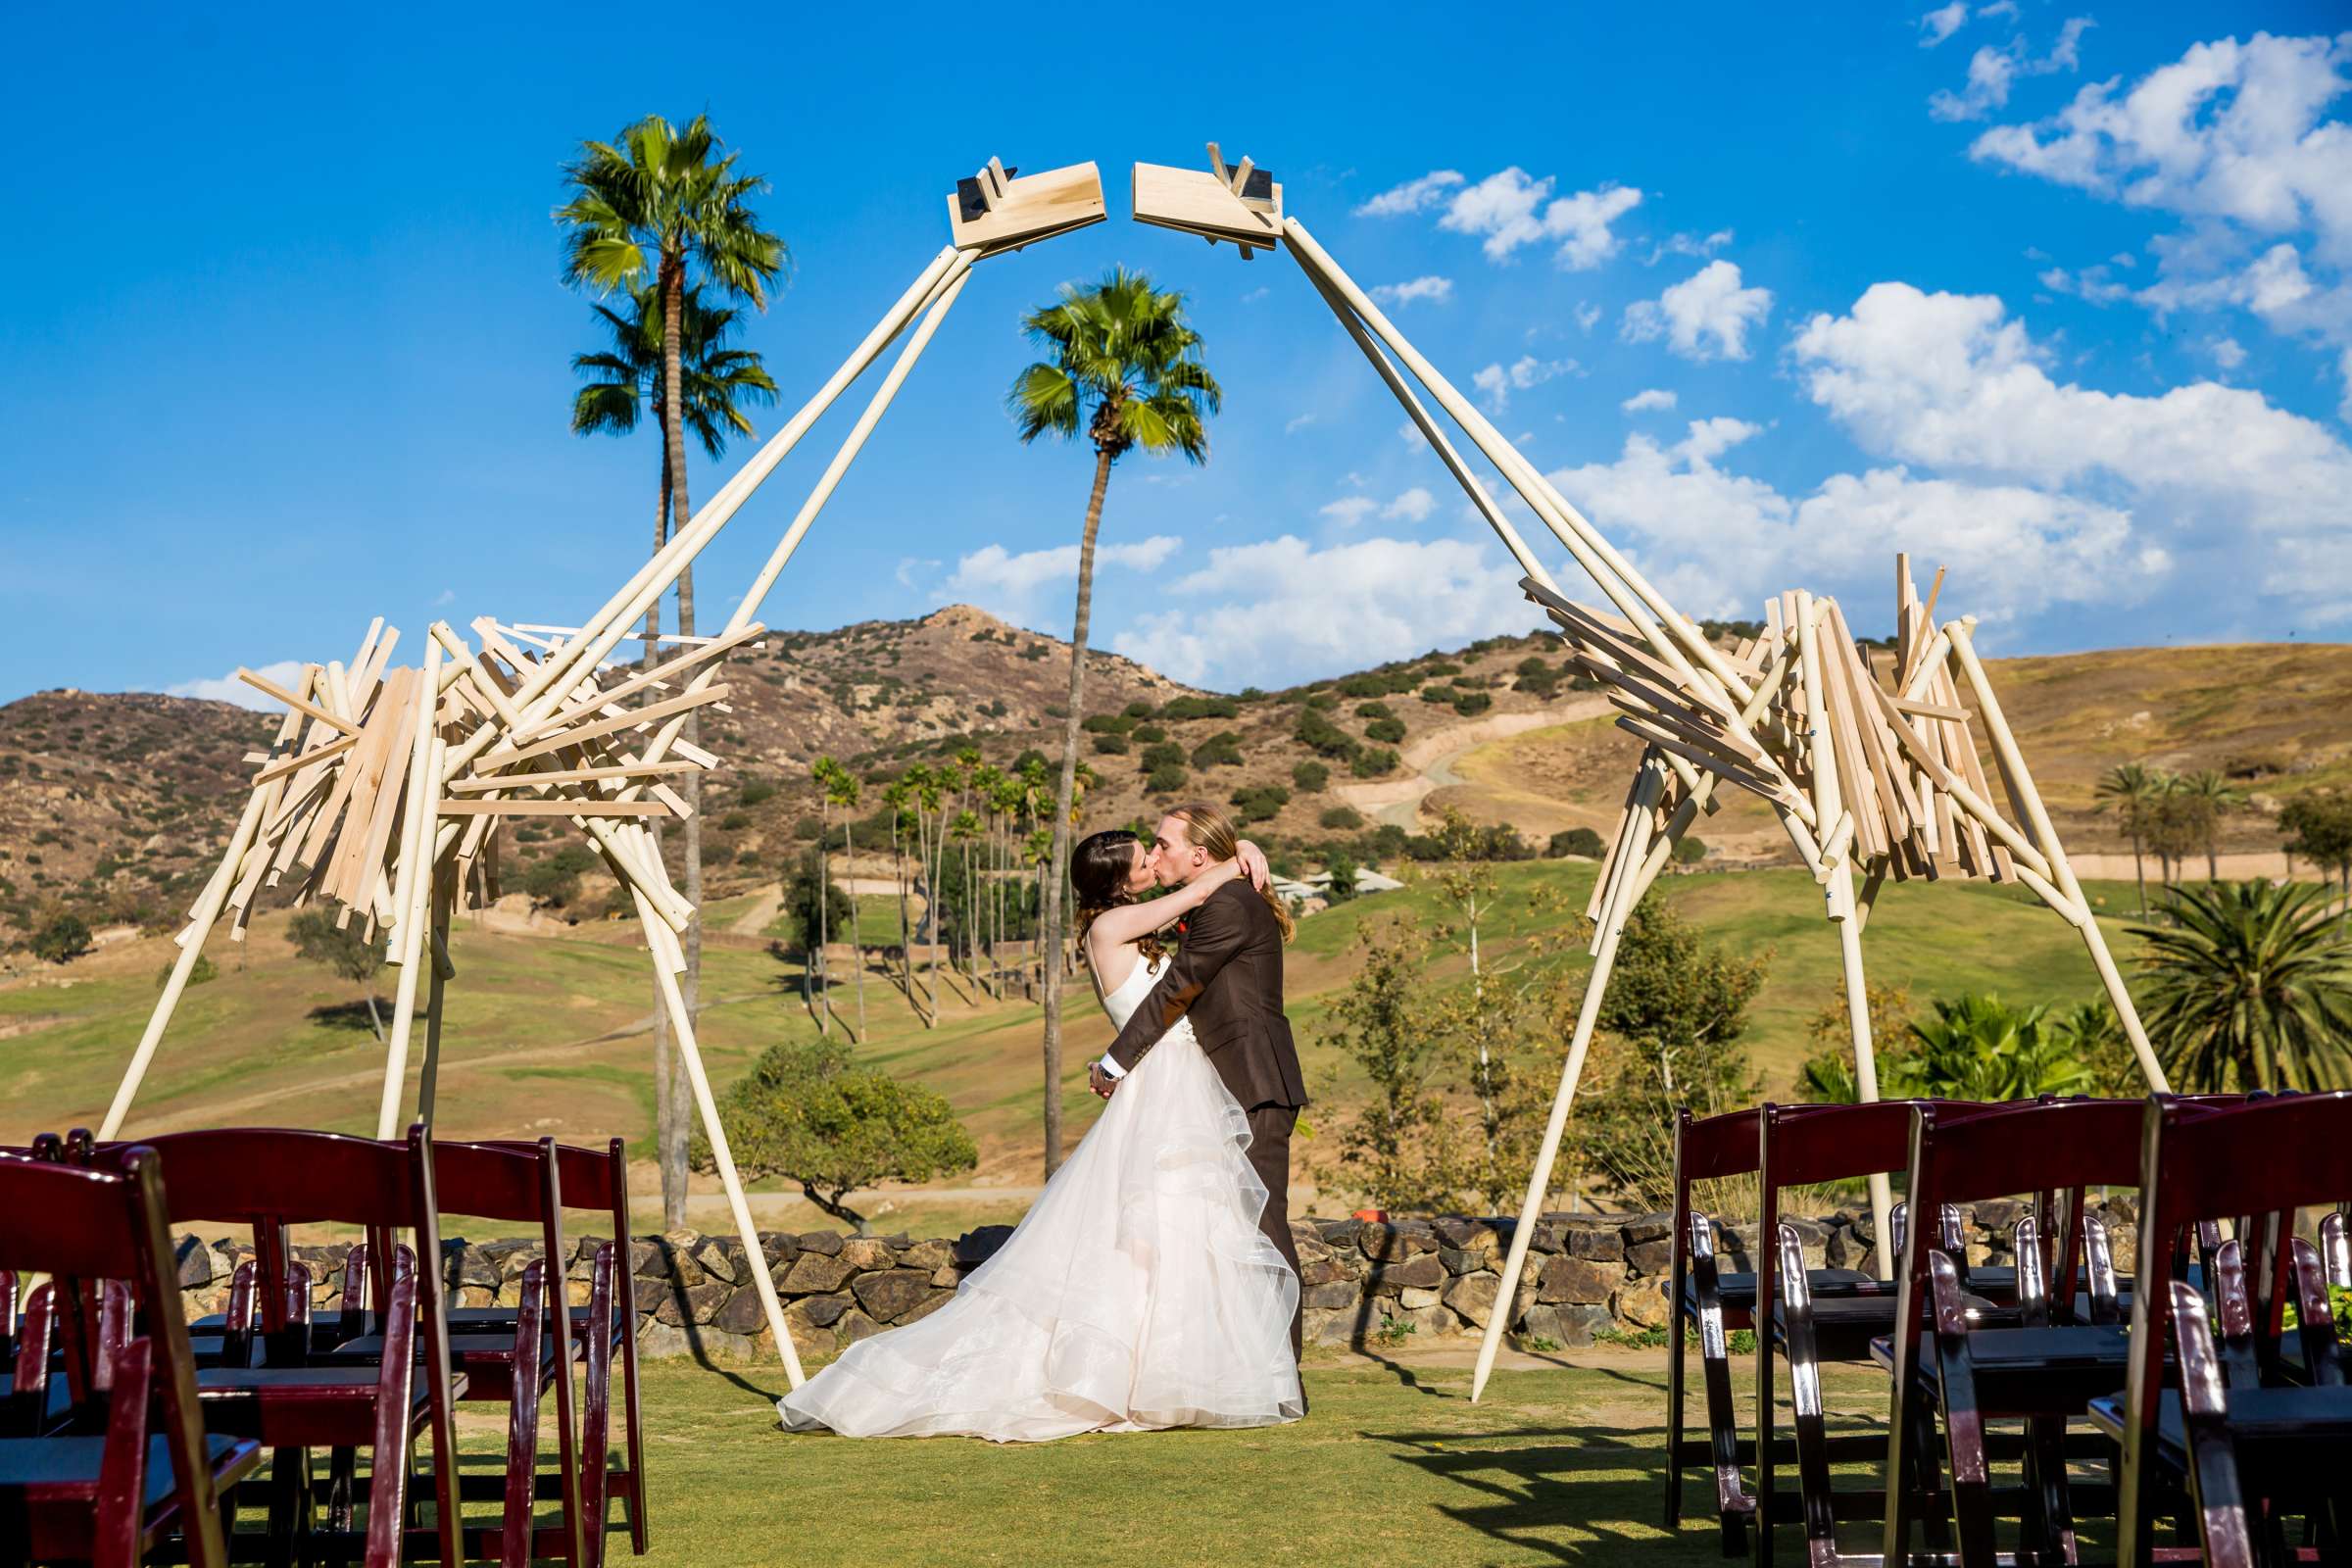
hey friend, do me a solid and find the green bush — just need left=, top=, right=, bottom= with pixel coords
left=1081, top=711, right=1134, bottom=735
left=1306, top=692, right=1338, bottom=710
left=1515, top=657, right=1552, bottom=679
left=1192, top=732, right=1246, bottom=768
left=32, top=913, right=93, bottom=964
left=1320, top=806, right=1364, bottom=831
left=1548, top=827, right=1608, bottom=858
left=1674, top=836, right=1708, bottom=864
left=738, top=779, right=777, bottom=808
left=719, top=811, right=752, bottom=831
left=1423, top=662, right=1461, bottom=677
left=1293, top=760, right=1330, bottom=793
left=1295, top=709, right=1358, bottom=760
left=1139, top=741, right=1187, bottom=772
left=158, top=953, right=218, bottom=990
left=1229, top=784, right=1291, bottom=825
left=1453, top=691, right=1494, bottom=716
left=1131, top=723, right=1167, bottom=743
left=1365, top=716, right=1407, bottom=744
left=1123, top=701, right=1155, bottom=719
left=1419, top=685, right=1455, bottom=705
left=1091, top=733, right=1130, bottom=756
left=1350, top=748, right=1399, bottom=778
left=793, top=815, right=822, bottom=841
left=1160, top=695, right=1240, bottom=721
left=1354, top=702, right=1394, bottom=719
left=1146, top=762, right=1188, bottom=794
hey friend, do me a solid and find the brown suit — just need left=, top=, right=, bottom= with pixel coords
left=1106, top=877, right=1305, bottom=1356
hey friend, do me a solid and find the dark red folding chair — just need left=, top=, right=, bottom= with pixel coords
left=0, top=1148, right=265, bottom=1567
left=2097, top=1092, right=2352, bottom=1568
left=111, top=1126, right=466, bottom=1566
left=1877, top=1098, right=2155, bottom=1568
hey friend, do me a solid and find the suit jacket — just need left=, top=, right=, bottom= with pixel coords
left=1105, top=878, right=1306, bottom=1110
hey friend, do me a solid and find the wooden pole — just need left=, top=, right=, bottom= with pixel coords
left=631, top=887, right=808, bottom=1387
left=377, top=701, right=446, bottom=1139
left=416, top=871, right=453, bottom=1130
left=1944, top=619, right=2170, bottom=1092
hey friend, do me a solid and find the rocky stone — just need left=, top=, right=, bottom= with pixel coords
left=1519, top=1302, right=1611, bottom=1348
left=1302, top=1281, right=1361, bottom=1311
left=1302, top=1307, right=1357, bottom=1348
left=1625, top=1239, right=1673, bottom=1275
left=796, top=1293, right=853, bottom=1329
left=1438, top=1247, right=1488, bottom=1276
left=455, top=1247, right=501, bottom=1291
left=839, top=1238, right=898, bottom=1273
left=1366, top=1254, right=1445, bottom=1294
left=637, top=1319, right=758, bottom=1362
left=1564, top=1226, right=1625, bottom=1262
left=1298, top=1256, right=1350, bottom=1288
left=834, top=1308, right=886, bottom=1349
left=173, top=1235, right=213, bottom=1289
left=1313, top=1218, right=1364, bottom=1250
left=1622, top=1212, right=1674, bottom=1246
left=781, top=1299, right=837, bottom=1357
left=1973, top=1199, right=2027, bottom=1235
left=1615, top=1281, right=1675, bottom=1329
left=900, top=1239, right=953, bottom=1273
left=782, top=1252, right=856, bottom=1296
left=1538, top=1254, right=1625, bottom=1305
left=1359, top=1220, right=1438, bottom=1261
left=1441, top=1272, right=1500, bottom=1327
left=852, top=1269, right=934, bottom=1324
left=712, top=1286, right=770, bottom=1337
left=629, top=1239, right=665, bottom=1278
left=632, top=1276, right=672, bottom=1314
left=760, top=1231, right=801, bottom=1268
left=690, top=1236, right=742, bottom=1286
left=895, top=1291, right=953, bottom=1328
left=929, top=1265, right=961, bottom=1289
left=952, top=1225, right=1012, bottom=1267
left=797, top=1231, right=844, bottom=1257
left=652, top=1281, right=727, bottom=1327
left=1397, top=1286, right=1442, bottom=1310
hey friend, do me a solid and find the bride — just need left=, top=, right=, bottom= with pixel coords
left=775, top=827, right=1304, bottom=1442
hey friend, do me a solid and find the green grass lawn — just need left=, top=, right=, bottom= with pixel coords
left=615, top=1349, right=1757, bottom=1566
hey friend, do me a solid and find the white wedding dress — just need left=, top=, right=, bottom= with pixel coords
left=775, top=950, right=1304, bottom=1441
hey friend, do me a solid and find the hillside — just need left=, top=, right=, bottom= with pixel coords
left=5, top=616, right=2348, bottom=958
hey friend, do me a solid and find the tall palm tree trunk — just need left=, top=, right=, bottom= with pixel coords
left=845, top=819, right=866, bottom=1039
left=2130, top=826, right=2148, bottom=919
left=646, top=453, right=687, bottom=1229
left=1040, top=445, right=1114, bottom=1179
left=815, top=804, right=831, bottom=1034
left=660, top=258, right=700, bottom=1222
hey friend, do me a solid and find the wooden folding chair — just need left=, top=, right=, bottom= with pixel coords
left=1667, top=1104, right=1881, bottom=1551
left=2100, top=1093, right=2352, bottom=1568
left=110, top=1126, right=466, bottom=1566
left=465, top=1139, right=644, bottom=1565
left=0, top=1148, right=265, bottom=1568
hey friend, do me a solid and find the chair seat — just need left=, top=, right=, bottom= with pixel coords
left=2086, top=1387, right=2352, bottom=1487
left=1681, top=1267, right=1881, bottom=1317
left=318, top=1331, right=561, bottom=1400
left=0, top=1433, right=263, bottom=1553
left=195, top=1365, right=464, bottom=1447
left=443, top=1300, right=630, bottom=1347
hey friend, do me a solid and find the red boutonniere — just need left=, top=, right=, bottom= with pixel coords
left=1175, top=918, right=1190, bottom=937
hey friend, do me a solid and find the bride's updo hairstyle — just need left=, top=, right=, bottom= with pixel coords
left=1166, top=803, right=1296, bottom=944
left=1070, top=829, right=1165, bottom=967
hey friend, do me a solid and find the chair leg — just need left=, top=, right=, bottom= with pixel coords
left=1693, top=1216, right=1753, bottom=1556
left=1670, top=1251, right=1690, bottom=1530
left=1772, top=1229, right=1840, bottom=1568
left=1927, top=1255, right=1998, bottom=1568
left=501, top=1261, right=548, bottom=1568
left=2023, top=1413, right=2079, bottom=1566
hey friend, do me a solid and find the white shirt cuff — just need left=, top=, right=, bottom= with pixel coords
left=1096, top=1055, right=1128, bottom=1081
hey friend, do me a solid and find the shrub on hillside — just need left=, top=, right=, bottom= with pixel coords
left=1091, top=733, right=1130, bottom=756
left=1192, top=732, right=1246, bottom=768
left=1230, top=784, right=1291, bottom=825
left=1674, top=836, right=1708, bottom=864
left=1419, top=684, right=1455, bottom=705
left=738, top=779, right=777, bottom=808
left=1295, top=709, right=1358, bottom=760
left=1350, top=748, right=1399, bottom=778
left=158, top=953, right=219, bottom=990
left=1354, top=701, right=1394, bottom=719
left=1147, top=762, right=1188, bottom=795
left=31, top=912, right=93, bottom=964
left=1159, top=695, right=1240, bottom=721
left=1548, top=827, right=1607, bottom=858
left=1081, top=711, right=1134, bottom=735
left=1453, top=691, right=1494, bottom=717
left=1320, top=806, right=1364, bottom=831
left=1292, top=760, right=1330, bottom=793
left=1131, top=723, right=1167, bottom=743
left=1364, top=716, right=1406, bottom=745
left=1139, top=741, right=1186, bottom=773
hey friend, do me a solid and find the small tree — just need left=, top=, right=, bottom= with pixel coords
left=1322, top=918, right=1470, bottom=1211
left=2280, top=789, right=2352, bottom=913
left=697, top=1038, right=976, bottom=1232
left=287, top=910, right=389, bottom=1042
left=31, top=912, right=92, bottom=965
left=1323, top=852, right=1359, bottom=905
left=1547, top=827, right=1606, bottom=859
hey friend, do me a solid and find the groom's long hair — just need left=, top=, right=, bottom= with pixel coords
left=1168, top=803, right=1296, bottom=943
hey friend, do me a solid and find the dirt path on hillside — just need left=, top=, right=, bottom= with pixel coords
left=1335, top=701, right=1607, bottom=829
left=728, top=884, right=783, bottom=937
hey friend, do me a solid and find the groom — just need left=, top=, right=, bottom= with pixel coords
left=1089, top=803, right=1307, bottom=1360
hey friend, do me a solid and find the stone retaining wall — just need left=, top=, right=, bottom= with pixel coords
left=168, top=1199, right=2136, bottom=1359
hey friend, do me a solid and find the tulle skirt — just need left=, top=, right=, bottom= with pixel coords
left=775, top=1023, right=1303, bottom=1442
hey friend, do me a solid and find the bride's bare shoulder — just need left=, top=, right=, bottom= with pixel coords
left=1087, top=934, right=1143, bottom=994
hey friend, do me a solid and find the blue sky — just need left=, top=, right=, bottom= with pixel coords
left=5, top=2, right=2349, bottom=706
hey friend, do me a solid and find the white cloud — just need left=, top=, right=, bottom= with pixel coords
left=1621, top=388, right=1679, bottom=413
left=1354, top=170, right=1465, bottom=218
left=1789, top=279, right=2352, bottom=604
left=2207, top=336, right=2247, bottom=369
left=432, top=587, right=456, bottom=607
left=1575, top=302, right=1602, bottom=333
left=894, top=556, right=941, bottom=589
left=1920, top=2, right=1969, bottom=47
left=1397, top=421, right=1428, bottom=451
left=1385, top=486, right=1438, bottom=523
left=1318, top=496, right=1379, bottom=527
left=1285, top=411, right=1318, bottom=434
left=1241, top=285, right=1269, bottom=304
left=1622, top=261, right=1774, bottom=360
left=942, top=535, right=1182, bottom=620
left=1472, top=354, right=1579, bottom=412
left=1545, top=420, right=2157, bottom=619
left=167, top=659, right=309, bottom=711
left=1320, top=487, right=1439, bottom=527
left=1109, top=535, right=1545, bottom=687
left=1647, top=228, right=1735, bottom=265
left=1930, top=17, right=2092, bottom=122
left=1369, top=274, right=1455, bottom=307
left=1393, top=168, right=1644, bottom=269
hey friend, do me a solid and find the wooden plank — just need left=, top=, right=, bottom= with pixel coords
left=519, top=622, right=765, bottom=741
left=950, top=161, right=1107, bottom=251
left=498, top=683, right=732, bottom=764
left=1611, top=714, right=1789, bottom=807
left=238, top=666, right=362, bottom=736
left=1887, top=694, right=1971, bottom=722
left=253, top=732, right=356, bottom=785
left=436, top=799, right=673, bottom=818
left=1131, top=161, right=1281, bottom=247
left=448, top=762, right=700, bottom=792
left=335, top=672, right=423, bottom=911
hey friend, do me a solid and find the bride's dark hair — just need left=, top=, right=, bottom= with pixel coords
left=1070, top=829, right=1165, bottom=966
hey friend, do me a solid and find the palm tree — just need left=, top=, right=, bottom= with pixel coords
left=1900, top=995, right=2094, bottom=1101
left=2135, top=879, right=2352, bottom=1092
left=2095, top=762, right=2163, bottom=918
left=568, top=280, right=776, bottom=1231
left=559, top=114, right=786, bottom=1227
left=821, top=759, right=867, bottom=1041
left=1008, top=269, right=1220, bottom=1177
left=2178, top=769, right=2244, bottom=882
left=882, top=779, right=924, bottom=1023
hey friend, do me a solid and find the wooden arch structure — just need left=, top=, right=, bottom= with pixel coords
left=104, top=148, right=2163, bottom=1393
